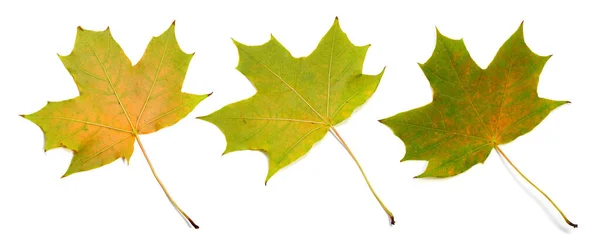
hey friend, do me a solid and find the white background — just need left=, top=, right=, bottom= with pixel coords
left=0, top=0, right=597, bottom=242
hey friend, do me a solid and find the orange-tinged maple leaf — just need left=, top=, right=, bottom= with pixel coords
left=380, top=23, right=577, bottom=228
left=22, top=22, right=208, bottom=229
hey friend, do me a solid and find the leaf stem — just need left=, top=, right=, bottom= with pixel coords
left=494, top=145, right=577, bottom=228
left=329, top=126, right=395, bottom=225
left=135, top=134, right=199, bottom=229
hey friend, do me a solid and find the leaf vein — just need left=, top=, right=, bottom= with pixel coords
left=139, top=99, right=199, bottom=129
left=238, top=48, right=327, bottom=123
left=224, top=117, right=326, bottom=125
left=78, top=134, right=132, bottom=168
left=136, top=34, right=171, bottom=128
left=26, top=116, right=132, bottom=133
left=385, top=121, right=487, bottom=141
left=274, top=125, right=325, bottom=165
left=438, top=39, right=492, bottom=138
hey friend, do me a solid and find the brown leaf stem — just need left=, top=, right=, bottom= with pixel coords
left=494, top=145, right=577, bottom=228
left=330, top=126, right=395, bottom=225
left=135, top=134, right=199, bottom=229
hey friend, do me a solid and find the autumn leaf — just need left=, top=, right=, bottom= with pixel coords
left=379, top=23, right=576, bottom=228
left=200, top=18, right=394, bottom=224
left=22, top=22, right=207, bottom=229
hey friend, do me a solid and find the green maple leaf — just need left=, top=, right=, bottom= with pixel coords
left=22, top=22, right=207, bottom=229
left=380, top=23, right=576, bottom=228
left=200, top=18, right=394, bottom=224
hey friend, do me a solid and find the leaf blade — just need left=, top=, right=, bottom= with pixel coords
left=381, top=23, right=567, bottom=178
left=24, top=23, right=208, bottom=176
left=200, top=18, right=382, bottom=182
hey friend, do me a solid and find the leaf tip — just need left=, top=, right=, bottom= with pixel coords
left=264, top=174, right=273, bottom=186
left=207, top=91, right=214, bottom=97
left=515, top=21, right=525, bottom=37
left=433, top=26, right=454, bottom=42
left=231, top=37, right=241, bottom=46
left=171, top=20, right=177, bottom=26
left=221, top=147, right=235, bottom=156
left=77, top=26, right=84, bottom=32
left=265, top=167, right=278, bottom=185
left=333, top=16, right=341, bottom=26
left=331, top=16, right=341, bottom=30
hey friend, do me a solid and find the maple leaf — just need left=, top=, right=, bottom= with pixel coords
left=200, top=18, right=394, bottom=224
left=22, top=22, right=207, bottom=229
left=380, top=23, right=576, bottom=228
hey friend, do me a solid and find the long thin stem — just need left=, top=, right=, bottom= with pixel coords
left=494, top=145, right=577, bottom=228
left=330, top=126, right=395, bottom=225
left=135, top=134, right=199, bottom=229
